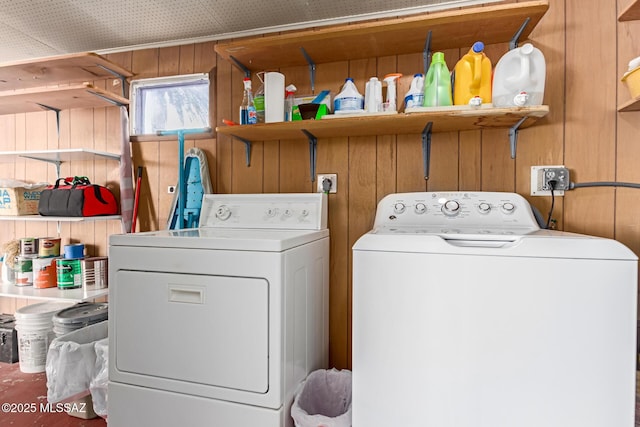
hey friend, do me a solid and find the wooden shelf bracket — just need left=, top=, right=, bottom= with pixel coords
left=301, top=129, right=318, bottom=182
left=422, top=121, right=433, bottom=180
left=509, top=116, right=528, bottom=159
left=510, top=17, right=531, bottom=50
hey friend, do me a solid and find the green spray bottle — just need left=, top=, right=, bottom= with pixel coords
left=423, top=52, right=453, bottom=107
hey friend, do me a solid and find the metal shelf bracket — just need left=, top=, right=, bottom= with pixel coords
left=300, top=47, right=317, bottom=93
left=422, top=121, right=433, bottom=180
left=301, top=129, right=318, bottom=182
left=510, top=17, right=531, bottom=50
left=96, top=63, right=130, bottom=98
left=509, top=116, right=528, bottom=159
left=232, top=135, right=252, bottom=167
left=229, top=56, right=252, bottom=78
left=37, top=103, right=62, bottom=139
left=423, top=30, right=433, bottom=76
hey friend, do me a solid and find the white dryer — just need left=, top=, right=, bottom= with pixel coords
left=352, top=191, right=637, bottom=427
left=108, top=193, right=329, bottom=427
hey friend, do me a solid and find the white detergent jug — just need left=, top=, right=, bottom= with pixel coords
left=365, top=77, right=383, bottom=112
left=492, top=43, right=546, bottom=107
left=334, top=78, right=364, bottom=113
left=404, top=74, right=424, bottom=109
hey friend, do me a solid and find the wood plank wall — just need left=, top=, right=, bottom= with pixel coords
left=1, top=0, right=639, bottom=370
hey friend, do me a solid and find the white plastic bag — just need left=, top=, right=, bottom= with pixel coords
left=89, top=338, right=109, bottom=418
left=291, top=369, right=352, bottom=427
left=45, top=321, right=108, bottom=403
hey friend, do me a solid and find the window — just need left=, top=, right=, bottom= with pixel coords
left=129, top=73, right=210, bottom=136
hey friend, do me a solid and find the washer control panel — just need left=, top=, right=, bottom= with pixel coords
left=373, top=192, right=540, bottom=235
left=200, top=193, right=327, bottom=230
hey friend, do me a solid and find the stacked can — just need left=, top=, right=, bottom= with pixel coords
left=33, top=237, right=62, bottom=289
left=56, top=244, right=84, bottom=290
left=14, top=238, right=38, bottom=286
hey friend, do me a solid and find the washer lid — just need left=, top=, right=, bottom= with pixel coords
left=110, top=227, right=329, bottom=251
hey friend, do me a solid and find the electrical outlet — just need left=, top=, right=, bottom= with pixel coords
left=530, top=166, right=569, bottom=196
left=168, top=185, right=176, bottom=194
left=317, top=174, right=337, bottom=193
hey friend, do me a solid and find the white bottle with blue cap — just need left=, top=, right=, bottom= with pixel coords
left=334, top=78, right=364, bottom=113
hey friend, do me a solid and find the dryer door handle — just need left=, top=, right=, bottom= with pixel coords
left=168, top=285, right=205, bottom=304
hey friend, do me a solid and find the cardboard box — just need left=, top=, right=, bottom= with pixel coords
left=0, top=185, right=46, bottom=216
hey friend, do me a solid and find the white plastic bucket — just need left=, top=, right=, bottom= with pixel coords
left=15, top=301, right=75, bottom=373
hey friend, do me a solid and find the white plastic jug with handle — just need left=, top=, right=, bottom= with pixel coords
left=492, top=43, right=546, bottom=107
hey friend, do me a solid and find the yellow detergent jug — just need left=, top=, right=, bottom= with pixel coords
left=453, top=41, right=492, bottom=106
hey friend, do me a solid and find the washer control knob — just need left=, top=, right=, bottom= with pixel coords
left=265, top=207, right=277, bottom=217
left=501, top=202, right=516, bottom=214
left=478, top=202, right=491, bottom=214
left=216, top=205, right=232, bottom=220
left=282, top=209, right=293, bottom=218
left=442, top=200, right=461, bottom=216
left=393, top=203, right=406, bottom=214
left=414, top=203, right=427, bottom=214
left=300, top=209, right=309, bottom=217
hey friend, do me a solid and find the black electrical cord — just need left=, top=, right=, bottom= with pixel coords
left=545, top=180, right=556, bottom=229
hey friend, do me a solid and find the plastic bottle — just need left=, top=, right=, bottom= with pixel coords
left=492, top=43, right=546, bottom=107
left=423, top=52, right=453, bottom=107
left=365, top=77, right=382, bottom=113
left=453, top=41, right=492, bottom=106
left=334, top=78, right=364, bottom=112
left=284, top=84, right=297, bottom=122
left=240, top=77, right=257, bottom=125
left=254, top=73, right=265, bottom=123
left=383, top=73, right=402, bottom=112
left=404, top=74, right=424, bottom=109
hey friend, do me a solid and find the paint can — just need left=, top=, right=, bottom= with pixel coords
left=81, top=257, right=109, bottom=291
left=33, top=257, right=60, bottom=289
left=56, top=258, right=82, bottom=289
left=14, top=255, right=35, bottom=286
left=14, top=301, right=75, bottom=373
left=38, top=237, right=61, bottom=258
left=64, top=243, right=84, bottom=259
left=19, top=238, right=38, bottom=256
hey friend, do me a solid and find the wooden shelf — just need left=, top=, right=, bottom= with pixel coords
left=215, top=1, right=549, bottom=72
left=0, top=148, right=120, bottom=164
left=0, top=52, right=133, bottom=91
left=0, top=282, right=108, bottom=303
left=0, top=83, right=128, bottom=115
left=0, top=215, right=121, bottom=222
left=618, top=96, right=640, bottom=112
left=216, top=106, right=550, bottom=141
left=619, top=0, right=640, bottom=21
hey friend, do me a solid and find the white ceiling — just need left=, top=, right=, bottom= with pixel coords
left=0, top=0, right=499, bottom=64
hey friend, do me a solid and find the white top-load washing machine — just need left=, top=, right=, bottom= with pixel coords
left=108, top=193, right=329, bottom=427
left=352, top=191, right=638, bottom=427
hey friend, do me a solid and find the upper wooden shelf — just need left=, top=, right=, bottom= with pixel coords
left=0, top=52, right=134, bottom=91
left=0, top=83, right=128, bottom=115
left=215, top=106, right=550, bottom=141
left=618, top=96, right=640, bottom=112
left=619, top=0, right=640, bottom=21
left=215, top=1, right=549, bottom=72
left=0, top=148, right=120, bottom=163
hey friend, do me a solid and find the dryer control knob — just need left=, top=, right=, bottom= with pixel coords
left=501, top=202, right=516, bottom=214
left=442, top=200, right=461, bottom=216
left=478, top=202, right=491, bottom=214
left=216, top=205, right=232, bottom=220
left=393, top=203, right=406, bottom=214
left=415, top=203, right=427, bottom=214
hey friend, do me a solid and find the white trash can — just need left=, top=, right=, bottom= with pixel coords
left=291, top=369, right=352, bottom=427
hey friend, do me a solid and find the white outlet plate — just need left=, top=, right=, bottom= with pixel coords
left=530, top=165, right=565, bottom=196
left=317, top=174, right=337, bottom=193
